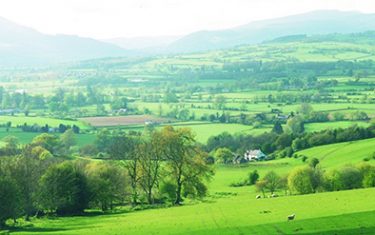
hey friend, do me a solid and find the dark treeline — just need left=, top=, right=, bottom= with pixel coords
left=176, top=60, right=375, bottom=86
left=19, top=123, right=80, bottom=134
left=0, top=127, right=213, bottom=228
left=206, top=123, right=375, bottom=159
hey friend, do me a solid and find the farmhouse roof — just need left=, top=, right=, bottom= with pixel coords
left=245, top=149, right=263, bottom=155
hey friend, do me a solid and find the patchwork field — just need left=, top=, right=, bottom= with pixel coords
left=79, top=115, right=171, bottom=127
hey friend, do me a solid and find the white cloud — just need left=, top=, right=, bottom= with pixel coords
left=0, top=0, right=374, bottom=39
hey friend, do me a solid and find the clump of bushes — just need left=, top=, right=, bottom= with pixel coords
left=253, top=162, right=375, bottom=197
left=230, top=170, right=259, bottom=187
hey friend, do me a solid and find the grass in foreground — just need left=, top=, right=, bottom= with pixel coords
left=8, top=188, right=375, bottom=235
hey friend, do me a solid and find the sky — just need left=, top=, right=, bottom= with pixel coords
left=0, top=0, right=375, bottom=39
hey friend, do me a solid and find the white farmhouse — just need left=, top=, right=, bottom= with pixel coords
left=244, top=149, right=267, bottom=161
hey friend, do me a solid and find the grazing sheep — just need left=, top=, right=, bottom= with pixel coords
left=271, top=193, right=278, bottom=198
left=256, top=195, right=261, bottom=199
left=287, top=214, right=295, bottom=221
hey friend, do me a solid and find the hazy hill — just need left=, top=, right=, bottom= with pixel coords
left=166, top=10, right=375, bottom=53
left=2, top=10, right=375, bottom=66
left=105, top=35, right=181, bottom=51
left=0, top=17, right=128, bottom=67
left=72, top=31, right=375, bottom=74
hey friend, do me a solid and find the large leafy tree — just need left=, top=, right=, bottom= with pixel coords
left=288, top=166, right=322, bottom=194
left=2, top=136, right=19, bottom=156
left=38, top=161, right=89, bottom=215
left=214, top=147, right=233, bottom=164
left=85, top=162, right=128, bottom=211
left=158, top=126, right=213, bottom=204
left=60, top=129, right=77, bottom=150
left=0, top=177, right=21, bottom=227
left=108, top=133, right=140, bottom=205
left=263, top=171, right=281, bottom=194
left=138, top=134, right=163, bottom=204
left=31, top=133, right=61, bottom=155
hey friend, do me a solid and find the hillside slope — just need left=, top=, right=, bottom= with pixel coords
left=296, top=138, right=375, bottom=168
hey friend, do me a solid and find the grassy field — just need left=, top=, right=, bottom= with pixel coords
left=79, top=115, right=170, bottom=127
left=297, top=138, right=375, bottom=168
left=304, top=121, right=371, bottom=132
left=0, top=116, right=88, bottom=129
left=9, top=182, right=375, bottom=235
left=0, top=128, right=96, bottom=147
left=5, top=137, right=375, bottom=235
left=169, top=122, right=268, bottom=143
left=103, top=122, right=270, bottom=144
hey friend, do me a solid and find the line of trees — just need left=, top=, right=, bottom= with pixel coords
left=0, top=126, right=213, bottom=228
left=19, top=123, right=80, bottom=134
left=253, top=161, right=375, bottom=197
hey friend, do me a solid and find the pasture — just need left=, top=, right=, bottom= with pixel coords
left=297, top=137, right=375, bottom=168
left=79, top=115, right=171, bottom=127
left=0, top=116, right=88, bottom=129
left=0, top=128, right=95, bottom=147
left=167, top=122, right=268, bottom=143
left=9, top=178, right=375, bottom=235
left=6, top=137, right=375, bottom=235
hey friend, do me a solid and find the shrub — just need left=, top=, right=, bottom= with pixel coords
left=230, top=180, right=247, bottom=187
left=309, top=158, right=320, bottom=168
left=248, top=170, right=259, bottom=185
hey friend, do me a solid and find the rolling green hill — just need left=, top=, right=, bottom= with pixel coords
left=7, top=137, right=375, bottom=235
left=297, top=138, right=375, bottom=168
left=74, top=31, right=375, bottom=76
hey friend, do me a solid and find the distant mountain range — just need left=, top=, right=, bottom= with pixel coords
left=165, top=10, right=375, bottom=53
left=2, top=10, right=375, bottom=66
left=105, top=35, right=181, bottom=52
left=0, top=17, right=128, bottom=67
